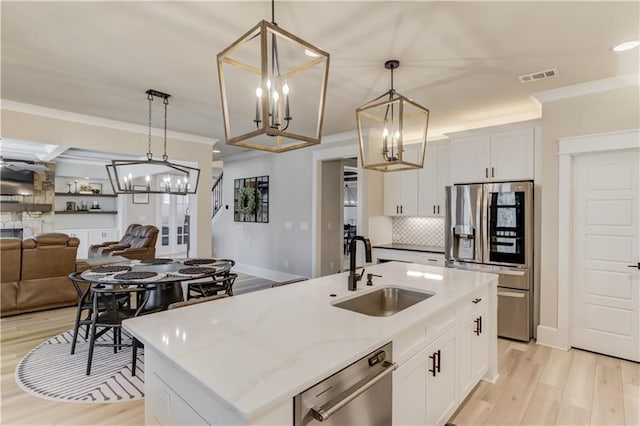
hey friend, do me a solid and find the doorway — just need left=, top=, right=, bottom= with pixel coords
left=343, top=158, right=358, bottom=270
left=156, top=193, right=191, bottom=257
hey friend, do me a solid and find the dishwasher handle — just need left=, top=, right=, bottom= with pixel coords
left=310, top=361, right=398, bottom=422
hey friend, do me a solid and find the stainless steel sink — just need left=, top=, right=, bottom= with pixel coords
left=333, top=287, right=434, bottom=317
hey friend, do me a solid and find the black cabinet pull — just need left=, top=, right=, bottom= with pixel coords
left=437, top=205, right=440, bottom=214
left=485, top=168, right=488, bottom=178
left=479, top=315, right=483, bottom=334
left=433, top=205, right=436, bottom=214
left=472, top=297, right=482, bottom=304
left=474, top=317, right=480, bottom=336
left=627, top=262, right=640, bottom=269
left=436, top=349, right=441, bottom=373
left=400, top=205, right=403, bottom=214
left=491, top=167, right=495, bottom=178
left=428, top=351, right=437, bottom=377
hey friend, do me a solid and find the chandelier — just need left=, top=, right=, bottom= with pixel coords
left=217, top=0, right=330, bottom=153
left=106, top=89, right=201, bottom=195
left=356, top=60, right=429, bottom=172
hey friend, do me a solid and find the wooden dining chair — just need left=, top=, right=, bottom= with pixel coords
left=86, top=285, right=148, bottom=375
left=187, top=273, right=238, bottom=299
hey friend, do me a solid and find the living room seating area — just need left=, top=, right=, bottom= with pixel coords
left=1, top=233, right=81, bottom=317
left=88, top=224, right=158, bottom=260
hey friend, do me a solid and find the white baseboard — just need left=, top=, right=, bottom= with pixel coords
left=536, top=325, right=570, bottom=351
left=233, top=262, right=303, bottom=283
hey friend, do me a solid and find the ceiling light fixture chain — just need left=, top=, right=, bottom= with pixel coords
left=147, top=92, right=153, bottom=161
left=162, top=96, right=169, bottom=162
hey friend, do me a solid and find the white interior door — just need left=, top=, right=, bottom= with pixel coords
left=571, top=148, right=640, bottom=362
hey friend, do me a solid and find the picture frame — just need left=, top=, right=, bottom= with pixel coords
left=132, top=185, right=149, bottom=204
left=234, top=176, right=269, bottom=223
left=79, top=182, right=103, bottom=194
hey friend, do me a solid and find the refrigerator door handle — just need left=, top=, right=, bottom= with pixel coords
left=498, top=291, right=526, bottom=298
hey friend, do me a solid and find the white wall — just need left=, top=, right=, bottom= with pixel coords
left=536, top=81, right=640, bottom=345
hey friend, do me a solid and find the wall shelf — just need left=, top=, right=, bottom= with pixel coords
left=55, top=210, right=118, bottom=215
left=55, top=192, right=117, bottom=198
left=1, top=203, right=52, bottom=213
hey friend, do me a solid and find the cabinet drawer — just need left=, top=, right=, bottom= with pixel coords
left=457, top=287, right=489, bottom=319
left=426, top=308, right=457, bottom=342
left=393, top=323, right=427, bottom=364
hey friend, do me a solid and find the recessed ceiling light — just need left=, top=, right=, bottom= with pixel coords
left=612, top=40, right=640, bottom=52
left=212, top=149, right=221, bottom=154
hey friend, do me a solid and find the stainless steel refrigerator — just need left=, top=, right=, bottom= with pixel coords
left=445, top=181, right=534, bottom=341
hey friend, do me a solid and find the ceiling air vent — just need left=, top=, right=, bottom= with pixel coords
left=518, top=68, right=559, bottom=83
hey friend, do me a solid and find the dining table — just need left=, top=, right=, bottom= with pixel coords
left=79, top=257, right=234, bottom=312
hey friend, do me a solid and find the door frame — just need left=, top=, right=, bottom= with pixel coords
left=541, top=129, right=640, bottom=350
left=311, top=144, right=362, bottom=278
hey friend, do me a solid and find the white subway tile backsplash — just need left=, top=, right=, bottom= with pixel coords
left=392, top=217, right=445, bottom=247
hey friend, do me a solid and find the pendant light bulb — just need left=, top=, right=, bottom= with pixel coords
left=382, top=127, right=389, bottom=138
left=394, top=131, right=400, bottom=139
left=266, top=79, right=272, bottom=90
left=256, top=86, right=263, bottom=98
left=282, top=82, right=290, bottom=95
left=273, top=91, right=280, bottom=102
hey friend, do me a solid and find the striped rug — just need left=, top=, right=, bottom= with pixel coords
left=15, top=329, right=144, bottom=404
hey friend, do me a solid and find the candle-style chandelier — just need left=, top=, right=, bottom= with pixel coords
left=106, top=89, right=200, bottom=195
left=356, top=60, right=429, bottom=172
left=217, top=0, right=330, bottom=152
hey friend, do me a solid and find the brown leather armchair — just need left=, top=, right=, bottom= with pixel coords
left=89, top=224, right=158, bottom=260
left=1, top=238, right=21, bottom=316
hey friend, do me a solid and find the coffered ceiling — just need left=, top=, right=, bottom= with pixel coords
left=2, top=1, right=639, bottom=159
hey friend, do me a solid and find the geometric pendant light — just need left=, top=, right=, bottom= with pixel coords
left=356, top=60, right=429, bottom=172
left=217, top=0, right=330, bottom=153
left=106, top=89, right=200, bottom=195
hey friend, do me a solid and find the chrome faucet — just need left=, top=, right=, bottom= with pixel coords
left=348, top=236, right=372, bottom=291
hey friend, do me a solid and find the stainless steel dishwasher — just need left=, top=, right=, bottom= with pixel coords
left=294, top=342, right=397, bottom=425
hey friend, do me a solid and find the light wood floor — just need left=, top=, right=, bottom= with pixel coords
left=450, top=338, right=640, bottom=426
left=2, top=308, right=638, bottom=425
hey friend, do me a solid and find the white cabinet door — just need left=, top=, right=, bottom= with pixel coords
left=449, top=135, right=491, bottom=184
left=384, top=172, right=402, bottom=216
left=384, top=170, right=418, bottom=216
left=425, top=329, right=458, bottom=426
left=393, top=348, right=427, bottom=426
left=490, top=128, right=534, bottom=181
left=457, top=303, right=488, bottom=399
left=436, top=142, right=451, bottom=214
left=418, top=143, right=439, bottom=217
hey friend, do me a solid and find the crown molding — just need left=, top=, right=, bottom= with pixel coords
left=532, top=73, right=640, bottom=104
left=1, top=99, right=218, bottom=146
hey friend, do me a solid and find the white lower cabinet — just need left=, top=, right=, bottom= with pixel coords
left=425, top=330, right=458, bottom=426
left=392, top=289, right=489, bottom=425
left=393, top=348, right=427, bottom=426
left=458, top=303, right=489, bottom=398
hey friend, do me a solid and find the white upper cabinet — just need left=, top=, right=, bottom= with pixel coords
left=383, top=144, right=420, bottom=216
left=449, top=123, right=536, bottom=184
left=419, top=140, right=451, bottom=217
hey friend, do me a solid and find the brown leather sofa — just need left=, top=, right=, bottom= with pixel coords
left=1, top=233, right=80, bottom=317
left=89, top=224, right=159, bottom=260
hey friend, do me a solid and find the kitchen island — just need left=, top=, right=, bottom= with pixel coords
left=123, top=261, right=498, bottom=425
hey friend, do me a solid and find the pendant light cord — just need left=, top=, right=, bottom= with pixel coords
left=162, top=97, right=169, bottom=162
left=271, top=0, right=276, bottom=24
left=147, top=93, right=153, bottom=160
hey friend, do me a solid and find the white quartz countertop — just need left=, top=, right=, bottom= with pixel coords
left=123, top=261, right=497, bottom=422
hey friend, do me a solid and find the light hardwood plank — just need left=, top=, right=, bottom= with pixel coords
left=539, top=347, right=573, bottom=387
left=451, top=396, right=493, bottom=426
left=520, top=382, right=563, bottom=425
left=591, top=355, right=625, bottom=425
left=621, top=359, right=640, bottom=426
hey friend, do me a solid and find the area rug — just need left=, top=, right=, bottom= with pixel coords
left=15, top=329, right=144, bottom=403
